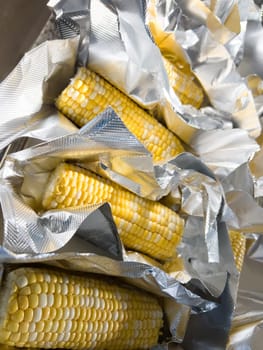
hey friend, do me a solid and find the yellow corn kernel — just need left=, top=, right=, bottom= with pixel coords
left=56, top=67, right=184, bottom=164
left=42, top=163, right=184, bottom=261
left=0, top=268, right=163, bottom=349
left=229, top=230, right=246, bottom=272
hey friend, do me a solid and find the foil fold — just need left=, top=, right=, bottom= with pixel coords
left=0, top=38, right=78, bottom=152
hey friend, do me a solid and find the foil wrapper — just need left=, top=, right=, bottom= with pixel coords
left=227, top=253, right=263, bottom=350
left=0, top=37, right=79, bottom=152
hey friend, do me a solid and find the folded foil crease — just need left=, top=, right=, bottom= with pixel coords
left=0, top=38, right=78, bottom=152
left=190, top=128, right=259, bottom=178
left=174, top=0, right=239, bottom=44
left=247, top=234, right=263, bottom=262
left=238, top=11, right=263, bottom=79
left=227, top=252, right=263, bottom=350
left=227, top=290, right=263, bottom=349
left=225, top=0, right=249, bottom=65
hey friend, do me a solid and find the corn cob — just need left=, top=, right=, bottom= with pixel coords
left=229, top=230, right=246, bottom=272
left=163, top=58, right=204, bottom=109
left=56, top=67, right=184, bottom=164
left=0, top=267, right=163, bottom=349
left=42, top=163, right=184, bottom=261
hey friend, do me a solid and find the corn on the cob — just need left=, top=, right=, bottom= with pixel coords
left=42, top=163, right=184, bottom=261
left=229, top=230, right=246, bottom=272
left=0, top=267, right=163, bottom=349
left=163, top=58, right=204, bottom=109
left=56, top=67, right=184, bottom=164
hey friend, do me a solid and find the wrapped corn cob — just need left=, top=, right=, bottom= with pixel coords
left=229, top=230, right=246, bottom=272
left=56, top=67, right=184, bottom=164
left=0, top=267, right=163, bottom=349
left=147, top=0, right=205, bottom=109
left=42, top=163, right=184, bottom=261
left=163, top=58, right=204, bottom=109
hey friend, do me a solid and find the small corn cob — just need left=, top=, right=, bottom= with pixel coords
left=229, top=230, right=246, bottom=272
left=0, top=267, right=163, bottom=349
left=42, top=163, right=184, bottom=261
left=163, top=58, right=204, bottom=109
left=56, top=67, right=184, bottom=164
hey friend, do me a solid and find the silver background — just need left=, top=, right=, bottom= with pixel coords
left=0, top=0, right=262, bottom=349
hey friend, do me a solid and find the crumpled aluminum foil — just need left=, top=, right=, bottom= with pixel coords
left=0, top=37, right=78, bottom=152
left=227, top=253, right=263, bottom=350
left=0, top=0, right=262, bottom=348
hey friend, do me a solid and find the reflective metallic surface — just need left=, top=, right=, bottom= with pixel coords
left=0, top=1, right=263, bottom=349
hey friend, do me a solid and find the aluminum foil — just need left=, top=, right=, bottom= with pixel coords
left=227, top=255, right=263, bottom=350
left=0, top=0, right=262, bottom=348
left=0, top=37, right=79, bottom=152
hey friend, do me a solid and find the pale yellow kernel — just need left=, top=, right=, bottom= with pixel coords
left=53, top=294, right=62, bottom=308
left=49, top=307, right=57, bottom=320
left=18, top=332, right=29, bottom=343
left=6, top=321, right=19, bottom=333
left=51, top=320, right=59, bottom=332
left=18, top=295, right=29, bottom=310
left=12, top=309, right=24, bottom=323
left=20, top=286, right=31, bottom=296
left=33, top=307, right=42, bottom=323
left=47, top=293, right=54, bottom=307
left=8, top=299, right=18, bottom=314
left=28, top=322, right=36, bottom=333
left=29, top=332, right=38, bottom=342
left=44, top=319, right=53, bottom=333
left=28, top=294, right=39, bottom=308
left=23, top=308, right=33, bottom=323
left=9, top=332, right=21, bottom=343
left=0, top=329, right=11, bottom=341
left=35, top=320, right=45, bottom=333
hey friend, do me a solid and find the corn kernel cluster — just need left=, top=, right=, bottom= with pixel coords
left=56, top=67, right=184, bottom=164
left=229, top=230, right=246, bottom=272
left=42, top=163, right=184, bottom=261
left=0, top=268, right=163, bottom=349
